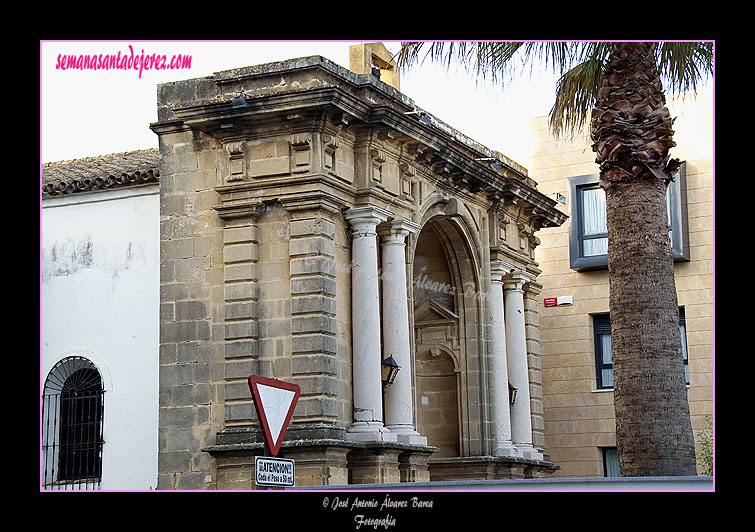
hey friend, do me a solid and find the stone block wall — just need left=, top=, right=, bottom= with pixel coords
left=157, top=127, right=225, bottom=490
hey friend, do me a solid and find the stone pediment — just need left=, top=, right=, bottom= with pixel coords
left=414, top=300, right=459, bottom=327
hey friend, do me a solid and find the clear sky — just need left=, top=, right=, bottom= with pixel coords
left=40, top=40, right=564, bottom=169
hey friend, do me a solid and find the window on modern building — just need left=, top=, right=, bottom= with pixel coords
left=568, top=163, right=690, bottom=271
left=42, top=356, right=105, bottom=490
left=593, top=308, right=689, bottom=390
left=594, top=314, right=613, bottom=389
left=603, top=447, right=620, bottom=477
left=679, top=308, right=689, bottom=385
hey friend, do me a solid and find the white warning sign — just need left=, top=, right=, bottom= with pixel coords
left=255, top=456, right=295, bottom=487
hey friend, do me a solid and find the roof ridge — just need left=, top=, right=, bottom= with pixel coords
left=42, top=148, right=160, bottom=197
left=43, top=147, right=160, bottom=167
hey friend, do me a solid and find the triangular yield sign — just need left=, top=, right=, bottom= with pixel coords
left=248, top=375, right=300, bottom=456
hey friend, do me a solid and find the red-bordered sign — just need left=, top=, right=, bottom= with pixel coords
left=248, top=375, right=300, bottom=457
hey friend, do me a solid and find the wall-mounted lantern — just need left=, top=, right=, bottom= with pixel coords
left=381, top=355, right=400, bottom=388
left=509, top=383, right=518, bottom=407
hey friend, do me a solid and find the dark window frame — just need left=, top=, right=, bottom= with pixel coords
left=568, top=163, right=690, bottom=272
left=593, top=308, right=690, bottom=391
left=602, top=447, right=620, bottom=477
left=593, top=314, right=613, bottom=390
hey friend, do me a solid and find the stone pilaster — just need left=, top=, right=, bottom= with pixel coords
left=523, top=280, right=546, bottom=451
left=288, top=210, right=339, bottom=423
left=218, top=203, right=263, bottom=424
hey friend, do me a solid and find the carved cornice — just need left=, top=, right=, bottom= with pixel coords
left=152, top=56, right=567, bottom=230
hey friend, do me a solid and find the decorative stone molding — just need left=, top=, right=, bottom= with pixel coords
left=322, top=134, right=339, bottom=175
left=225, top=141, right=246, bottom=182
left=399, top=161, right=416, bottom=202
left=290, top=133, right=312, bottom=173
left=369, top=148, right=386, bottom=188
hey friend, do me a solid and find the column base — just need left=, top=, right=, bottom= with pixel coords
left=386, top=425, right=427, bottom=445
left=346, top=422, right=398, bottom=442
left=494, top=441, right=520, bottom=457
left=515, top=443, right=543, bottom=460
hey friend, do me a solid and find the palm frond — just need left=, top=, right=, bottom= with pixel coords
left=549, top=43, right=610, bottom=138
left=394, top=41, right=713, bottom=139
left=395, top=41, right=577, bottom=83
left=656, top=42, right=714, bottom=96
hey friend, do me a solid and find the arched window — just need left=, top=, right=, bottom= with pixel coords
left=42, top=357, right=105, bottom=489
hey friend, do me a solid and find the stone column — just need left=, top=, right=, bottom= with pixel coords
left=345, top=206, right=396, bottom=442
left=490, top=262, right=518, bottom=457
left=380, top=218, right=426, bottom=445
left=503, top=270, right=542, bottom=459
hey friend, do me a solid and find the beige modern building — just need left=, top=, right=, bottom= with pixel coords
left=528, top=89, right=714, bottom=478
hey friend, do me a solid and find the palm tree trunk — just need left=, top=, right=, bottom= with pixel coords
left=591, top=42, right=697, bottom=476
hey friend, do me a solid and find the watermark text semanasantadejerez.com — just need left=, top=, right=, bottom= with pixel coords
left=55, top=44, right=192, bottom=79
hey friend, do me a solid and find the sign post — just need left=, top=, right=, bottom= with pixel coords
left=248, top=375, right=300, bottom=488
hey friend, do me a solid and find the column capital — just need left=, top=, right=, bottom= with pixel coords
left=345, top=205, right=392, bottom=225
left=490, top=260, right=516, bottom=281
left=378, top=218, right=421, bottom=244
left=214, top=199, right=264, bottom=221
left=503, top=270, right=534, bottom=291
left=345, top=206, right=392, bottom=236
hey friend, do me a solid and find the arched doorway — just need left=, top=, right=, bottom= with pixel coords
left=411, top=214, right=482, bottom=457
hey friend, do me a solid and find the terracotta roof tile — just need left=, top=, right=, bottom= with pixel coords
left=42, top=148, right=160, bottom=197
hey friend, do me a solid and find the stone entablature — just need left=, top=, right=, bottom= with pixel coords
left=151, top=52, right=566, bottom=489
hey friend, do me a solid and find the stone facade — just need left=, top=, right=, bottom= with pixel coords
left=530, top=90, right=714, bottom=478
left=150, top=45, right=565, bottom=489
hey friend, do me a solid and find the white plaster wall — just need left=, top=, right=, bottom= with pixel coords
left=41, top=185, right=159, bottom=490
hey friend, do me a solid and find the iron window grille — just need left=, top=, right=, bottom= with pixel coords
left=42, top=356, right=105, bottom=490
